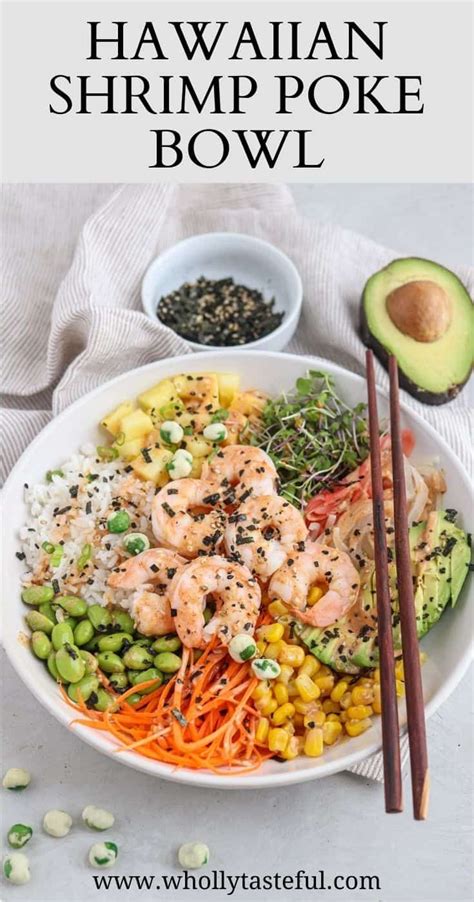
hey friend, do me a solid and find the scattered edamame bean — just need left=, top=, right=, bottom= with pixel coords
left=88, top=841, right=118, bottom=868
left=228, top=634, right=257, bottom=663
left=31, top=631, right=52, bottom=661
left=55, top=644, right=86, bottom=683
left=98, top=632, right=133, bottom=654
left=25, top=610, right=55, bottom=635
left=94, top=689, right=115, bottom=712
left=51, top=621, right=74, bottom=650
left=3, top=852, right=30, bottom=884
left=152, top=635, right=181, bottom=653
left=43, top=809, right=72, bottom=838
left=160, top=420, right=184, bottom=445
left=122, top=533, right=150, bottom=556
left=2, top=768, right=31, bottom=790
left=79, top=650, right=99, bottom=673
left=107, top=511, right=130, bottom=534
left=7, top=824, right=33, bottom=849
left=57, top=595, right=88, bottom=617
left=87, top=605, right=112, bottom=632
left=67, top=674, right=100, bottom=703
left=203, top=423, right=228, bottom=443
left=178, top=842, right=210, bottom=869
left=251, top=658, right=281, bottom=680
left=21, top=585, right=54, bottom=606
left=82, top=806, right=115, bottom=831
left=74, top=619, right=95, bottom=647
left=109, top=672, right=129, bottom=691
left=122, top=645, right=154, bottom=671
left=128, top=668, right=163, bottom=693
left=47, top=650, right=64, bottom=681
left=39, top=601, right=57, bottom=621
left=96, top=652, right=125, bottom=674
left=112, top=610, right=135, bottom=633
left=153, top=652, right=181, bottom=674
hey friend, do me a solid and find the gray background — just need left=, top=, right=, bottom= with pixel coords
left=2, top=184, right=473, bottom=902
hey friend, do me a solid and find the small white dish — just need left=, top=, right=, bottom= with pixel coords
left=141, top=232, right=303, bottom=351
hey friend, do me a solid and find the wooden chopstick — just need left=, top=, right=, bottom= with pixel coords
left=388, top=354, right=429, bottom=820
left=365, top=350, right=403, bottom=813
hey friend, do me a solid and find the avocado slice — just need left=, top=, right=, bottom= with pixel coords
left=361, top=257, right=473, bottom=405
left=298, top=511, right=471, bottom=674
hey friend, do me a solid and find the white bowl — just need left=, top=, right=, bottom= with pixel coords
left=1, top=352, right=472, bottom=790
left=141, top=232, right=302, bottom=351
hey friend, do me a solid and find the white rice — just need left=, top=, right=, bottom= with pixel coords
left=19, top=444, right=157, bottom=610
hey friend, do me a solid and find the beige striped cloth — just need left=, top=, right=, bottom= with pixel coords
left=2, top=183, right=472, bottom=781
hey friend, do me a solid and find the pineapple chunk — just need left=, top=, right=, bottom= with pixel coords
left=113, top=438, right=145, bottom=461
left=119, top=409, right=154, bottom=441
left=217, top=373, right=240, bottom=407
left=230, top=390, right=268, bottom=418
left=101, top=401, right=134, bottom=436
left=138, top=378, right=178, bottom=416
left=173, top=373, right=219, bottom=410
left=190, top=457, right=204, bottom=478
left=182, top=436, right=213, bottom=458
left=130, top=447, right=173, bottom=485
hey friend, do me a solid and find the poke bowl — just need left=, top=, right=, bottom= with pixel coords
left=1, top=351, right=472, bottom=789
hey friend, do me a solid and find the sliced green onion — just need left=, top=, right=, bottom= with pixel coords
left=46, top=469, right=64, bottom=482
left=159, top=400, right=184, bottom=419
left=42, top=542, right=55, bottom=555
left=77, top=544, right=92, bottom=571
left=114, top=432, right=125, bottom=447
left=96, top=446, right=119, bottom=462
left=50, top=545, right=64, bottom=568
left=211, top=408, right=229, bottom=423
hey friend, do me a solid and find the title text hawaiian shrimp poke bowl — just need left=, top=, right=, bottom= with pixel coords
left=2, top=352, right=472, bottom=788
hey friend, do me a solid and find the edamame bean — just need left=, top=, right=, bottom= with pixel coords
left=126, top=693, right=142, bottom=706
left=3, top=852, right=30, bottom=884
left=79, top=650, right=99, bottom=674
left=39, top=601, right=57, bottom=621
left=51, top=622, right=74, bottom=650
left=31, top=631, right=52, bottom=660
left=152, top=634, right=182, bottom=653
left=122, top=645, right=154, bottom=671
left=94, top=689, right=115, bottom=712
left=21, top=585, right=54, bottom=606
left=82, top=806, right=114, bottom=831
left=74, top=619, right=95, bottom=647
left=25, top=611, right=54, bottom=634
left=43, top=810, right=72, bottom=838
left=178, top=841, right=210, bottom=869
left=112, top=610, right=135, bottom=633
left=107, top=510, right=130, bottom=533
left=84, top=635, right=101, bottom=652
left=109, top=672, right=129, bottom=691
left=88, top=841, right=118, bottom=868
left=98, top=632, right=133, bottom=654
left=96, top=652, right=125, bottom=674
left=132, top=636, right=153, bottom=647
left=7, top=824, right=33, bottom=849
left=154, top=652, right=181, bottom=674
left=55, top=644, right=86, bottom=683
left=87, top=604, right=112, bottom=632
left=47, top=650, right=63, bottom=681
left=57, top=595, right=88, bottom=617
left=2, top=768, right=31, bottom=790
left=67, top=674, right=100, bottom=703
left=128, top=668, right=163, bottom=694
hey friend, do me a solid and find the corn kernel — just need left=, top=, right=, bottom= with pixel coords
left=268, top=600, right=288, bottom=618
left=293, top=698, right=314, bottom=715
left=326, top=713, right=341, bottom=722
left=323, top=720, right=343, bottom=745
left=282, top=720, right=296, bottom=736
left=258, top=623, right=285, bottom=643
left=279, top=735, right=300, bottom=760
left=420, top=651, right=427, bottom=664
left=307, top=585, right=324, bottom=606
left=322, top=699, right=340, bottom=715
left=255, top=691, right=272, bottom=711
left=339, top=691, right=353, bottom=710
left=372, top=684, right=382, bottom=714
left=351, top=685, right=374, bottom=705
left=396, top=679, right=405, bottom=697
left=274, top=683, right=289, bottom=706
left=295, top=673, right=321, bottom=702
left=293, top=713, right=305, bottom=730
left=330, top=680, right=348, bottom=703
left=347, top=704, right=373, bottom=720
left=317, top=664, right=331, bottom=677
left=357, top=677, right=374, bottom=688
left=256, top=717, right=270, bottom=743
left=298, top=655, right=320, bottom=678
left=276, top=664, right=294, bottom=686
left=345, top=717, right=372, bottom=737
left=278, top=645, right=306, bottom=668
left=259, top=698, right=278, bottom=717
left=287, top=680, right=299, bottom=697
left=252, top=681, right=269, bottom=700
left=256, top=640, right=267, bottom=656
left=373, top=668, right=380, bottom=684
left=265, top=640, right=285, bottom=659
left=272, top=702, right=296, bottom=725
left=315, top=675, right=335, bottom=695
left=268, top=728, right=289, bottom=753
left=395, top=660, right=404, bottom=680
left=339, top=711, right=348, bottom=723
left=304, top=727, right=324, bottom=757
left=304, top=710, right=326, bottom=728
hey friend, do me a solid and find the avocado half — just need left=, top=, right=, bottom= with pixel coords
left=297, top=511, right=471, bottom=675
left=361, top=257, right=473, bottom=404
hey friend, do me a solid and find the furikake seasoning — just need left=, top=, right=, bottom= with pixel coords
left=156, top=276, right=284, bottom=346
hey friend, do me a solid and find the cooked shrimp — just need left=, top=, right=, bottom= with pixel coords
left=108, top=547, right=186, bottom=590
left=201, top=445, right=278, bottom=505
left=169, top=555, right=261, bottom=648
left=131, top=589, right=175, bottom=637
left=152, top=479, right=226, bottom=558
left=225, top=495, right=308, bottom=580
left=268, top=542, right=360, bottom=628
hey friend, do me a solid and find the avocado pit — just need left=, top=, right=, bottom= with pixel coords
left=386, top=280, right=451, bottom=343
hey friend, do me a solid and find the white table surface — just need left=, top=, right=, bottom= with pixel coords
left=2, top=184, right=473, bottom=902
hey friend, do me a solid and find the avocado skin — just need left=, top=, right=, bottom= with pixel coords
left=360, top=256, right=473, bottom=406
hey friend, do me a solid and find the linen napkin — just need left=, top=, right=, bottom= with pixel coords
left=2, top=183, right=472, bottom=781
